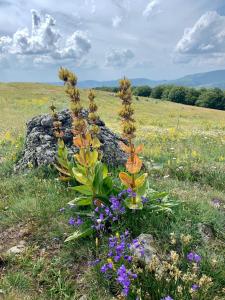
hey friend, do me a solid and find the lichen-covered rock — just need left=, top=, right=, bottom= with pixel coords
left=15, top=109, right=127, bottom=171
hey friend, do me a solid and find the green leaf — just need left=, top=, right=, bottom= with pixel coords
left=71, top=185, right=93, bottom=196
left=93, top=162, right=104, bottom=194
left=72, top=168, right=89, bottom=185
left=102, top=176, right=113, bottom=195
left=124, top=195, right=143, bottom=210
left=68, top=197, right=92, bottom=207
left=89, top=149, right=98, bottom=166
left=65, top=227, right=93, bottom=242
left=136, top=177, right=149, bottom=195
left=124, top=198, right=143, bottom=210
left=102, top=163, right=108, bottom=179
left=72, top=211, right=94, bottom=217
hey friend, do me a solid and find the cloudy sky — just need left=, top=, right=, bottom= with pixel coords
left=1, top=0, right=225, bottom=82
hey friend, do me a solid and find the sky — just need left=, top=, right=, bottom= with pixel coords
left=1, top=0, right=225, bottom=82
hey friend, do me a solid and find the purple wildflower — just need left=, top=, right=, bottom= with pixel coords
left=187, top=252, right=201, bottom=263
left=141, top=196, right=148, bottom=204
left=191, top=284, right=200, bottom=291
left=75, top=217, right=83, bottom=226
left=101, top=262, right=113, bottom=273
left=110, top=196, right=125, bottom=214
left=117, top=265, right=137, bottom=297
left=161, top=297, right=174, bottom=300
left=101, top=264, right=108, bottom=273
left=68, top=217, right=75, bottom=226
left=68, top=217, right=83, bottom=226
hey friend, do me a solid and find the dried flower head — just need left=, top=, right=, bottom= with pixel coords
left=50, top=103, right=64, bottom=138
left=58, top=67, right=87, bottom=138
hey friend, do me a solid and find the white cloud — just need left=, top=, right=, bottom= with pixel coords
left=143, top=0, right=161, bottom=19
left=112, top=15, right=122, bottom=28
left=105, top=48, right=134, bottom=68
left=53, top=31, right=91, bottom=59
left=175, top=11, right=225, bottom=62
left=0, top=9, right=91, bottom=65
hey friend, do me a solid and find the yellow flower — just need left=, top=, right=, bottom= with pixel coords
left=180, top=234, right=192, bottom=245
left=148, top=255, right=160, bottom=272
left=198, top=274, right=213, bottom=288
left=170, top=251, right=179, bottom=263
left=211, top=258, right=217, bottom=267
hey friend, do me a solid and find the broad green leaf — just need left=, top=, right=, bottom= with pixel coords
left=102, top=164, right=108, bottom=179
left=89, top=149, right=98, bottom=166
left=54, top=164, right=71, bottom=177
left=57, top=157, right=69, bottom=170
left=65, top=227, right=93, bottom=242
left=124, top=198, right=143, bottom=210
left=93, top=162, right=104, bottom=193
left=72, top=168, right=89, bottom=185
left=72, top=211, right=94, bottom=217
left=68, top=197, right=92, bottom=207
left=102, top=177, right=113, bottom=195
left=71, top=185, right=93, bottom=196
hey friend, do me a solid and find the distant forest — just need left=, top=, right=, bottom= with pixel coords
left=94, top=85, right=225, bottom=111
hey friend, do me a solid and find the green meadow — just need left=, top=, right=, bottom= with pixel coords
left=0, top=83, right=225, bottom=299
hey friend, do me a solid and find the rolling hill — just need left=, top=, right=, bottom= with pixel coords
left=70, top=69, right=225, bottom=89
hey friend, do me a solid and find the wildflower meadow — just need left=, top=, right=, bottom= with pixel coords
left=0, top=71, right=224, bottom=300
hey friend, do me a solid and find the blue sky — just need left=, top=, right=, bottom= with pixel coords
left=0, top=0, right=225, bottom=82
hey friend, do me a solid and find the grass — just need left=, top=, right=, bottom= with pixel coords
left=0, top=82, right=225, bottom=299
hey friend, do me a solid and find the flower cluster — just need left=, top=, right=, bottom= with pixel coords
left=58, top=67, right=87, bottom=137
left=98, top=231, right=145, bottom=297
left=68, top=216, right=83, bottom=226
left=117, top=264, right=137, bottom=296
left=187, top=252, right=201, bottom=263
left=118, top=78, right=135, bottom=140
left=119, top=188, right=149, bottom=205
left=50, top=103, right=64, bottom=139
left=88, top=90, right=100, bottom=136
left=92, top=194, right=126, bottom=234
left=146, top=234, right=213, bottom=299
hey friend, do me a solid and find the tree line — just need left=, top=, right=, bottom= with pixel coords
left=95, top=85, right=225, bottom=111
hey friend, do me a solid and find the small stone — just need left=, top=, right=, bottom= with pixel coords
left=79, top=295, right=88, bottom=300
left=198, top=223, right=214, bottom=243
left=131, top=233, right=158, bottom=264
left=211, top=198, right=221, bottom=208
left=7, top=241, right=26, bottom=254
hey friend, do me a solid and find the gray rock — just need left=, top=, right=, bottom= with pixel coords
left=197, top=223, right=214, bottom=243
left=7, top=240, right=26, bottom=254
left=131, top=233, right=157, bottom=264
left=15, top=109, right=127, bottom=171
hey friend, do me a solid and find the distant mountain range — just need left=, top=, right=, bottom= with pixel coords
left=51, top=69, right=225, bottom=89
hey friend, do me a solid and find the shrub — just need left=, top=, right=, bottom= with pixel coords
left=133, top=86, right=152, bottom=97
left=168, top=86, right=187, bottom=104
left=196, top=88, right=225, bottom=110
left=151, top=85, right=165, bottom=99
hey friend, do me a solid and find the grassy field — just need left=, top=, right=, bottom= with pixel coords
left=0, top=83, right=225, bottom=299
